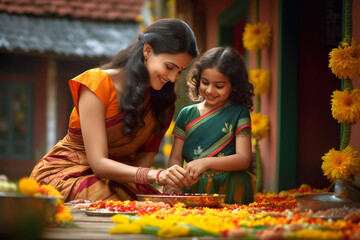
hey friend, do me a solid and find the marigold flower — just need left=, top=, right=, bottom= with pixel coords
left=165, top=121, right=175, bottom=136
left=321, top=145, right=360, bottom=182
left=249, top=69, right=271, bottom=95
left=329, top=40, right=360, bottom=80
left=162, top=143, right=172, bottom=156
left=36, top=184, right=63, bottom=198
left=157, top=225, right=189, bottom=238
left=54, top=204, right=73, bottom=224
left=112, top=214, right=131, bottom=224
left=331, top=89, right=360, bottom=124
left=251, top=113, right=270, bottom=139
left=109, top=223, right=142, bottom=234
left=243, top=23, right=271, bottom=52
left=18, top=177, right=39, bottom=196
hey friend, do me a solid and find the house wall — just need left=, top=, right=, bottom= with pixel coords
left=350, top=0, right=360, bottom=154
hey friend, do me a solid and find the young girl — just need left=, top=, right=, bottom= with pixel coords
left=167, top=47, right=255, bottom=204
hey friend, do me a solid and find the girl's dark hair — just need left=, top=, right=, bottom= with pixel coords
left=101, top=18, right=198, bottom=136
left=187, top=46, right=254, bottom=111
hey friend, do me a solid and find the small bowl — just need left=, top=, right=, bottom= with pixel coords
left=295, top=192, right=360, bottom=212
left=0, top=192, right=60, bottom=239
left=137, top=194, right=226, bottom=207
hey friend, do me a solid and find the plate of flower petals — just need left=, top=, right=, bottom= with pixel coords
left=137, top=193, right=226, bottom=207
left=81, top=209, right=138, bottom=216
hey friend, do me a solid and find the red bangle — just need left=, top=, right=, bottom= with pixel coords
left=135, top=167, right=151, bottom=184
left=155, top=169, right=165, bottom=186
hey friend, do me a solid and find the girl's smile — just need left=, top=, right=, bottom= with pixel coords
left=200, top=68, right=232, bottom=109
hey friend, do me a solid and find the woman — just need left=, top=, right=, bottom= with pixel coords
left=30, top=18, right=199, bottom=201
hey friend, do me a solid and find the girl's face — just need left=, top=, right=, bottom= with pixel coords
left=199, top=68, right=232, bottom=108
left=144, top=44, right=193, bottom=90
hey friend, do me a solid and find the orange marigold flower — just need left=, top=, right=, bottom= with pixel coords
left=243, top=23, right=271, bottom=52
left=249, top=69, right=271, bottom=95
left=328, top=40, right=360, bottom=80
left=18, top=177, right=39, bottom=196
left=321, top=145, right=360, bottom=182
left=331, top=89, right=360, bottom=124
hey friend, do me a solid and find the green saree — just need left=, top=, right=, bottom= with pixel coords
left=173, top=102, right=255, bottom=204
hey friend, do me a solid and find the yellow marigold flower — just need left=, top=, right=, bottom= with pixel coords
left=157, top=225, right=189, bottom=238
left=295, top=229, right=343, bottom=239
left=165, top=120, right=175, bottom=136
left=162, top=143, right=172, bottom=156
left=329, top=40, right=360, bottom=80
left=331, top=89, right=360, bottom=124
left=112, top=214, right=130, bottom=224
left=109, top=223, right=142, bottom=234
left=54, top=204, right=73, bottom=224
left=251, top=113, right=270, bottom=139
left=321, top=145, right=360, bottom=182
left=18, top=177, right=39, bottom=196
left=135, top=15, right=143, bottom=23
left=249, top=69, right=271, bottom=95
left=36, top=184, right=63, bottom=198
left=242, top=23, right=271, bottom=52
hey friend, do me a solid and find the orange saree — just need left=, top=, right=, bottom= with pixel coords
left=30, top=69, right=165, bottom=202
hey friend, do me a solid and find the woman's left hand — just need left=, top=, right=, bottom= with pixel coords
left=184, top=158, right=208, bottom=180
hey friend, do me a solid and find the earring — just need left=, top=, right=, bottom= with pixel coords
left=144, top=58, right=147, bottom=65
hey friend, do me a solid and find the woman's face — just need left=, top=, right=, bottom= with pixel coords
left=144, top=44, right=193, bottom=90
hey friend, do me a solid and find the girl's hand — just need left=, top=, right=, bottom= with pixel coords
left=184, top=158, right=208, bottom=180
left=163, top=185, right=183, bottom=194
left=157, top=165, right=193, bottom=189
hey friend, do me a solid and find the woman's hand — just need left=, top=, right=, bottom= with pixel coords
left=157, top=165, right=193, bottom=189
left=184, top=158, right=209, bottom=180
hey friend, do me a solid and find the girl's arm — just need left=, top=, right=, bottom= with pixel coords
left=79, top=85, right=191, bottom=188
left=184, top=134, right=252, bottom=180
left=165, top=136, right=194, bottom=192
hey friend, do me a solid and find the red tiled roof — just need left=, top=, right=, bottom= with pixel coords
left=0, top=0, right=145, bottom=21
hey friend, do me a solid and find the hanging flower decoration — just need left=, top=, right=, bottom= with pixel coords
left=321, top=145, right=360, bottom=182
left=331, top=89, right=360, bottom=124
left=328, top=40, right=360, bottom=80
left=249, top=69, right=271, bottom=95
left=250, top=113, right=270, bottom=139
left=242, top=23, right=271, bottom=52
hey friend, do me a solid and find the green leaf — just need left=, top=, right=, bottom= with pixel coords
left=141, top=225, right=160, bottom=235
left=177, top=223, right=221, bottom=237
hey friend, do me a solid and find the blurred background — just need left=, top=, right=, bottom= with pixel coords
left=0, top=0, right=359, bottom=193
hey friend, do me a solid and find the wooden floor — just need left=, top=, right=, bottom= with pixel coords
left=41, top=208, right=220, bottom=240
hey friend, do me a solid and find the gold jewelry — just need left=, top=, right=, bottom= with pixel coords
left=144, top=58, right=147, bottom=65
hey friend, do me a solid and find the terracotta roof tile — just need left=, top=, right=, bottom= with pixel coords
left=0, top=0, right=145, bottom=21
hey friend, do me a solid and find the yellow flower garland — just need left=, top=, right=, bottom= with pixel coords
left=331, top=89, right=360, bottom=124
left=251, top=112, right=270, bottom=139
left=249, top=69, right=271, bottom=95
left=321, top=145, right=360, bottom=182
left=328, top=40, right=360, bottom=80
left=242, top=23, right=271, bottom=52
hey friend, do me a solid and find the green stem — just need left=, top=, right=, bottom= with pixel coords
left=340, top=123, right=351, bottom=151
left=338, top=0, right=353, bottom=151
left=343, top=0, right=352, bottom=45
left=255, top=94, right=261, bottom=113
left=255, top=139, right=262, bottom=192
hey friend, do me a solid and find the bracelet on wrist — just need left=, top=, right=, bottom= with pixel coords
left=155, top=169, right=165, bottom=186
left=135, top=167, right=151, bottom=184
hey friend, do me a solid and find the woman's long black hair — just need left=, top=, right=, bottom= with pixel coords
left=101, top=18, right=198, bottom=136
left=187, top=46, right=254, bottom=111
